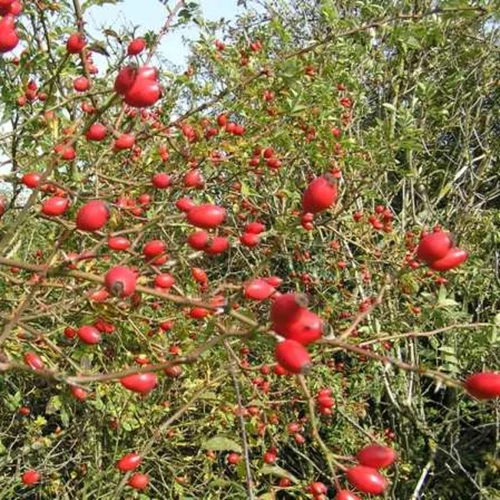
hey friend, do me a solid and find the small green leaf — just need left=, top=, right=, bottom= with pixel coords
left=83, top=0, right=119, bottom=8
left=34, top=415, right=47, bottom=427
left=201, top=436, right=242, bottom=453
left=103, top=29, right=122, bottom=41
left=437, top=298, right=459, bottom=308
left=88, top=42, right=110, bottom=57
left=200, top=391, right=219, bottom=401
left=382, top=103, right=397, bottom=112
left=405, top=36, right=421, bottom=49
left=439, top=346, right=456, bottom=355
left=60, top=408, right=70, bottom=427
left=45, top=396, right=62, bottom=415
left=209, top=478, right=233, bottom=487
left=240, top=181, right=251, bottom=197
left=259, top=465, right=300, bottom=484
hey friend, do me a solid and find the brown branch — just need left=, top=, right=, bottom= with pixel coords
left=224, top=339, right=256, bottom=500
left=0, top=328, right=246, bottom=390
left=322, top=337, right=463, bottom=389
left=66, top=329, right=244, bottom=385
left=338, top=283, right=388, bottom=340
left=359, top=322, right=492, bottom=347
left=0, top=256, right=220, bottom=310
left=146, top=0, right=187, bottom=64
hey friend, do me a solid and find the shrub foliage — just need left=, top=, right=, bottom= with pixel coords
left=0, top=0, right=499, bottom=498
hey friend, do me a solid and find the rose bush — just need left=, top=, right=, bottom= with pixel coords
left=0, top=0, right=498, bottom=498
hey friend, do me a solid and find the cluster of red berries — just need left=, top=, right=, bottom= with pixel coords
left=16, top=79, right=48, bottom=106
left=271, top=293, right=325, bottom=373
left=214, top=113, right=246, bottom=136
left=256, top=146, right=283, bottom=170
left=240, top=221, right=266, bottom=248
left=315, top=388, right=335, bottom=416
left=184, top=204, right=228, bottom=255
left=117, top=452, right=149, bottom=490
left=304, top=443, right=396, bottom=499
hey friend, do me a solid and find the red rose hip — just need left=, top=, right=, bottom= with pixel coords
left=302, top=173, right=338, bottom=214
left=186, top=204, right=226, bottom=229
left=21, top=470, right=41, bottom=486
left=104, top=266, right=137, bottom=298
left=270, top=292, right=308, bottom=325
left=244, top=278, right=276, bottom=301
left=273, top=308, right=324, bottom=345
left=41, top=196, right=69, bottom=216
left=356, top=444, right=396, bottom=469
left=346, top=465, right=387, bottom=495
left=416, top=231, right=453, bottom=263
left=274, top=339, right=312, bottom=374
left=128, top=473, right=149, bottom=490
left=76, top=200, right=109, bottom=232
left=120, top=372, right=158, bottom=394
left=127, top=38, right=146, bottom=56
left=77, top=325, right=102, bottom=345
left=117, top=451, right=142, bottom=472
left=429, top=247, right=468, bottom=271
left=464, top=372, right=500, bottom=399
left=336, top=491, right=360, bottom=500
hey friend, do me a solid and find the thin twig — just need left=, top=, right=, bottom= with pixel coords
left=297, top=374, right=344, bottom=489
left=225, top=340, right=255, bottom=500
left=359, top=322, right=492, bottom=346
left=322, top=338, right=463, bottom=389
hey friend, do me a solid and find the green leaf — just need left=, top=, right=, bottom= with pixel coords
left=240, top=181, right=251, bottom=197
left=83, top=0, right=119, bottom=8
left=7, top=391, right=22, bottom=411
left=382, top=103, right=397, bottom=113
left=437, top=298, right=459, bottom=308
left=320, top=0, right=338, bottom=22
left=34, top=415, right=47, bottom=427
left=201, top=436, right=242, bottom=453
left=103, top=29, right=122, bottom=41
left=88, top=42, right=110, bottom=57
left=271, top=18, right=291, bottom=43
left=200, top=391, right=219, bottom=401
left=259, top=465, right=300, bottom=484
left=45, top=396, right=62, bottom=415
left=209, top=478, right=233, bottom=487
left=60, top=408, right=70, bottom=427
left=439, top=346, right=456, bottom=355
left=405, top=36, right=421, bottom=50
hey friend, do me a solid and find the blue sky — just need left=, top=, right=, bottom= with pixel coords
left=87, top=0, right=241, bottom=67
